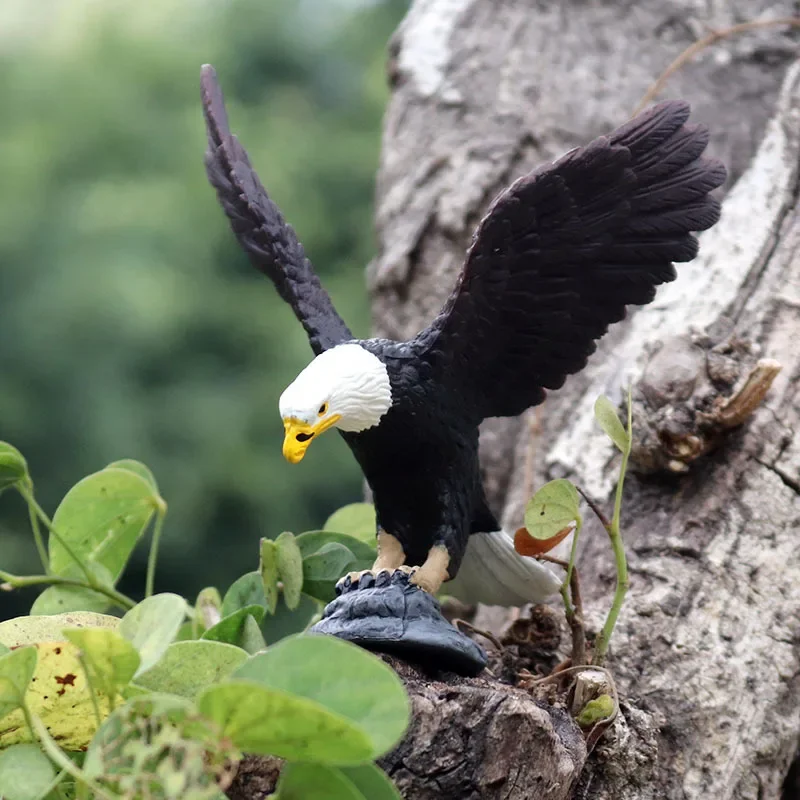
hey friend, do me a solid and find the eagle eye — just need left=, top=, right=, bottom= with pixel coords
left=318, top=403, right=328, bottom=416
left=296, top=432, right=314, bottom=442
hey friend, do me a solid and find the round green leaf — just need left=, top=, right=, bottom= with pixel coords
left=239, top=614, right=267, bottom=654
left=119, top=593, right=188, bottom=677
left=84, top=694, right=237, bottom=800
left=0, top=612, right=120, bottom=648
left=49, top=467, right=161, bottom=581
left=234, top=634, right=409, bottom=758
left=105, top=459, right=159, bottom=491
left=259, top=538, right=279, bottom=614
left=523, top=479, right=582, bottom=541
left=275, top=532, right=303, bottom=610
left=133, top=640, right=248, bottom=697
left=276, top=763, right=400, bottom=800
left=295, top=531, right=375, bottom=564
left=0, top=442, right=28, bottom=493
left=261, top=593, right=321, bottom=644
left=277, top=763, right=363, bottom=800
left=594, top=395, right=631, bottom=454
left=323, top=503, right=376, bottom=546
left=63, top=628, right=140, bottom=698
left=302, top=543, right=357, bottom=603
left=201, top=606, right=266, bottom=648
left=197, top=680, right=374, bottom=763
left=221, top=572, right=266, bottom=617
left=0, top=647, right=37, bottom=721
left=30, top=562, right=116, bottom=616
left=0, top=744, right=57, bottom=800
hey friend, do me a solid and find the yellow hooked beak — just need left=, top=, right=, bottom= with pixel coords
left=282, top=414, right=341, bottom=464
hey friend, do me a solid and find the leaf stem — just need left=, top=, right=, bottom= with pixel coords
left=16, top=484, right=94, bottom=585
left=145, top=500, right=167, bottom=598
left=0, top=570, right=136, bottom=610
left=77, top=652, right=105, bottom=724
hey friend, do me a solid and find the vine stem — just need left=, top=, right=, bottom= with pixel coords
left=0, top=570, right=136, bottom=610
left=16, top=483, right=93, bottom=585
left=538, top=553, right=586, bottom=666
left=634, top=17, right=800, bottom=114
left=29, top=710, right=116, bottom=800
left=593, top=395, right=633, bottom=665
left=22, top=481, right=49, bottom=573
left=145, top=500, right=167, bottom=598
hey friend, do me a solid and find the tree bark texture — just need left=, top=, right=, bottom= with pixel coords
left=369, top=2, right=800, bottom=798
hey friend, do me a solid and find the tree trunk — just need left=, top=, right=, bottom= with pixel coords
left=369, top=2, right=800, bottom=798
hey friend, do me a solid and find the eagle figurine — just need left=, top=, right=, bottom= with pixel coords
left=201, top=65, right=726, bottom=608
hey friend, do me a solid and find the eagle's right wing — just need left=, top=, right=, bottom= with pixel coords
left=405, top=101, right=726, bottom=421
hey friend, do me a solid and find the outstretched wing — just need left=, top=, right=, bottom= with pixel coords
left=408, top=101, right=726, bottom=420
left=201, top=65, right=352, bottom=355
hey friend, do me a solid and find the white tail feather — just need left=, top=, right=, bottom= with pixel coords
left=444, top=530, right=563, bottom=607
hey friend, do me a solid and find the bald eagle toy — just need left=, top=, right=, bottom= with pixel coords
left=201, top=66, right=725, bottom=617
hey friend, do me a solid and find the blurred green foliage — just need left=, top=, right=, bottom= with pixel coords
left=0, top=0, right=407, bottom=619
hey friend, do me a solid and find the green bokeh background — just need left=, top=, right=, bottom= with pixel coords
left=0, top=0, right=408, bottom=619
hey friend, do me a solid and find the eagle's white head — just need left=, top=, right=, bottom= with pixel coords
left=279, top=343, right=392, bottom=463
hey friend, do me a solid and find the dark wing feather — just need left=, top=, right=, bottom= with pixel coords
left=200, top=65, right=352, bottom=355
left=408, top=101, right=726, bottom=419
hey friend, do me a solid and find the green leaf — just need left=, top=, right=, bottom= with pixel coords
left=277, top=763, right=363, bottom=800
left=84, top=693, right=238, bottom=799
left=63, top=628, right=140, bottom=699
left=133, top=640, right=248, bottom=698
left=118, top=593, right=188, bottom=677
left=49, top=466, right=162, bottom=581
left=197, top=680, right=374, bottom=763
left=30, top=562, right=116, bottom=616
left=594, top=395, right=631, bottom=454
left=302, top=542, right=357, bottom=603
left=0, top=612, right=120, bottom=649
left=523, top=479, right=582, bottom=541
left=0, top=744, right=57, bottom=800
left=296, top=531, right=375, bottom=563
left=234, top=634, right=409, bottom=758
left=0, top=442, right=28, bottom=493
left=201, top=606, right=266, bottom=647
left=275, top=532, right=303, bottom=610
left=0, top=644, right=8, bottom=657
left=576, top=693, right=616, bottom=727
left=261, top=593, right=321, bottom=644
left=259, top=538, right=279, bottom=614
left=323, top=503, right=376, bottom=546
left=105, top=458, right=159, bottom=491
left=240, top=615, right=267, bottom=654
left=340, top=764, right=403, bottom=800
left=0, top=647, right=37, bottom=721
left=221, top=572, right=266, bottom=618
left=276, top=763, right=401, bottom=800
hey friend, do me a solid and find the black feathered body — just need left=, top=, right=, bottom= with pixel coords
left=201, top=64, right=727, bottom=583
left=341, top=339, right=497, bottom=573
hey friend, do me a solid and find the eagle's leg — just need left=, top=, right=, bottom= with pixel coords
left=372, top=530, right=406, bottom=572
left=410, top=545, right=451, bottom=595
left=338, top=530, right=407, bottom=587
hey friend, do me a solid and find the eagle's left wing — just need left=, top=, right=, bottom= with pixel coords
left=406, top=101, right=726, bottom=421
left=201, top=65, right=352, bottom=355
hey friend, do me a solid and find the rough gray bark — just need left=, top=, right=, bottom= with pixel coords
left=370, top=2, right=800, bottom=798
